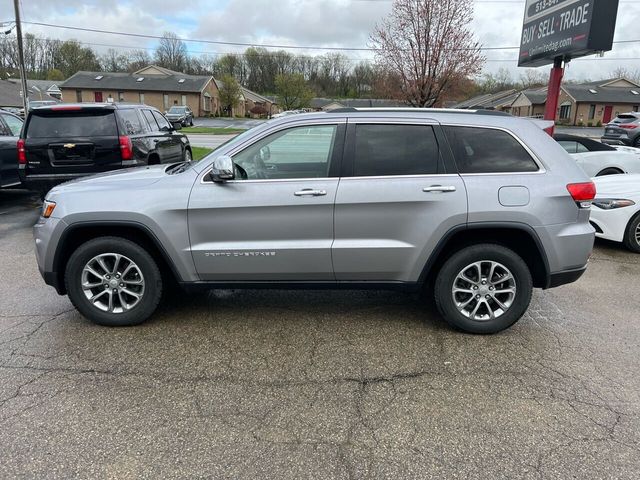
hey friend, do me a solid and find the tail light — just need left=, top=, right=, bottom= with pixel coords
left=567, top=182, right=596, bottom=208
left=17, top=138, right=26, bottom=164
left=618, top=124, right=638, bottom=129
left=119, top=135, right=133, bottom=160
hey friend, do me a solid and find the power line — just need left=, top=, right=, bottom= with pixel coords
left=21, top=20, right=640, bottom=54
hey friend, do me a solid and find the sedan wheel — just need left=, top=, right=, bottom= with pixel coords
left=623, top=214, right=640, bottom=253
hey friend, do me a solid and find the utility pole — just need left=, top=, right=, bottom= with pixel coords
left=13, top=0, right=29, bottom=114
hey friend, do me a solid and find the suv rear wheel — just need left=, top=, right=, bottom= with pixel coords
left=434, top=244, right=533, bottom=334
left=65, top=237, right=163, bottom=326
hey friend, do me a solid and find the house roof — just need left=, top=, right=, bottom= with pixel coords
left=60, top=70, right=213, bottom=93
left=7, top=78, right=63, bottom=93
left=562, top=83, right=640, bottom=104
left=452, top=89, right=518, bottom=109
left=309, top=97, right=405, bottom=109
left=241, top=87, right=274, bottom=104
left=521, top=88, right=547, bottom=105
left=0, top=80, right=22, bottom=107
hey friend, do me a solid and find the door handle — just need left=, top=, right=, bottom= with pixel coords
left=294, top=189, right=327, bottom=197
left=423, top=185, right=456, bottom=193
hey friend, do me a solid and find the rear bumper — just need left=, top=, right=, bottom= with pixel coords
left=546, top=266, right=587, bottom=288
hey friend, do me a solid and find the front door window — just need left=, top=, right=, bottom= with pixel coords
left=232, top=125, right=337, bottom=180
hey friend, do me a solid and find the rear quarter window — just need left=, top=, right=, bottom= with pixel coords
left=26, top=111, right=117, bottom=138
left=117, top=109, right=145, bottom=135
left=443, top=126, right=539, bottom=174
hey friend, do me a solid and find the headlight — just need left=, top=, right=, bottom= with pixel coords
left=592, top=198, right=635, bottom=210
left=42, top=200, right=56, bottom=218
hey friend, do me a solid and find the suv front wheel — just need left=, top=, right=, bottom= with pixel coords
left=434, top=244, right=533, bottom=334
left=65, top=237, right=163, bottom=326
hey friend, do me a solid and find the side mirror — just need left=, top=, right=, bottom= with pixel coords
left=211, top=155, right=235, bottom=182
left=171, top=122, right=182, bottom=130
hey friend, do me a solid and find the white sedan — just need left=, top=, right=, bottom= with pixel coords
left=555, top=133, right=640, bottom=177
left=590, top=174, right=640, bottom=252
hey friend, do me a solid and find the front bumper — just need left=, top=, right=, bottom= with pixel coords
left=601, top=136, right=632, bottom=146
left=33, top=216, right=67, bottom=294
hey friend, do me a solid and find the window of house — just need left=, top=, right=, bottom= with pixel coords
left=442, top=126, right=539, bottom=174
left=588, top=104, right=596, bottom=120
left=163, top=94, right=169, bottom=110
left=142, top=110, right=159, bottom=131
left=139, top=92, right=145, bottom=104
left=353, top=124, right=440, bottom=176
left=559, top=103, right=572, bottom=120
left=118, top=109, right=144, bottom=135
left=181, top=94, right=187, bottom=106
left=75, top=90, right=82, bottom=102
left=232, top=125, right=338, bottom=180
left=204, top=95, right=211, bottom=111
left=634, top=106, right=639, bottom=112
left=118, top=91, right=125, bottom=102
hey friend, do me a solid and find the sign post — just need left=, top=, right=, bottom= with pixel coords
left=518, top=0, right=619, bottom=133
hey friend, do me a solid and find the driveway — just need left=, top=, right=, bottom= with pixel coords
left=1, top=189, right=639, bottom=479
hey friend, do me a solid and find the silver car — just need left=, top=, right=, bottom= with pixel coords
left=34, top=108, right=595, bottom=333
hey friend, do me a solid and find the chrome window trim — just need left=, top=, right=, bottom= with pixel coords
left=341, top=173, right=460, bottom=181
left=202, top=176, right=336, bottom=185
left=439, top=123, right=547, bottom=174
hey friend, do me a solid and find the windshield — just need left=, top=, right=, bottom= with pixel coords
left=168, top=107, right=186, bottom=113
left=27, top=111, right=118, bottom=138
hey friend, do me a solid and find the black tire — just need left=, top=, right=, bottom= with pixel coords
left=434, top=244, right=533, bottom=334
left=65, top=237, right=163, bottom=326
left=633, top=137, right=640, bottom=148
left=623, top=213, right=640, bottom=253
left=189, top=118, right=194, bottom=127
left=595, top=167, right=623, bottom=176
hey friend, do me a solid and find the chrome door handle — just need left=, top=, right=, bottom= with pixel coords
left=294, top=189, right=327, bottom=197
left=423, top=185, right=456, bottom=193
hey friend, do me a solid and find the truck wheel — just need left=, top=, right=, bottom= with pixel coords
left=434, top=244, right=533, bottom=334
left=65, top=237, right=163, bottom=326
left=623, top=213, right=640, bottom=253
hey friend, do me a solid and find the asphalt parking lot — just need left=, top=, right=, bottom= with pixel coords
left=1, top=189, right=639, bottom=479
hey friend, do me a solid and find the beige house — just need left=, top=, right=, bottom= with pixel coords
left=60, top=65, right=219, bottom=117
left=457, top=78, right=640, bottom=126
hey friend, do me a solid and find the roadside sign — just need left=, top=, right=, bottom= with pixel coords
left=518, top=0, right=619, bottom=67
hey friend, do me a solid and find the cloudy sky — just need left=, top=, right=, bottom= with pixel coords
left=2, top=0, right=639, bottom=82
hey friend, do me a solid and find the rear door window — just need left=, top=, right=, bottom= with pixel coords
left=118, top=109, right=145, bottom=135
left=0, top=113, right=23, bottom=136
left=26, top=111, right=117, bottom=138
left=142, top=110, right=159, bottom=131
left=152, top=111, right=172, bottom=131
left=353, top=124, right=440, bottom=176
left=443, top=126, right=539, bottom=174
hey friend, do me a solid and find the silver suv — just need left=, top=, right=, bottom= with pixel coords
left=34, top=109, right=595, bottom=333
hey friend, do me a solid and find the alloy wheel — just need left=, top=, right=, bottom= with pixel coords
left=451, top=260, right=516, bottom=321
left=81, top=253, right=145, bottom=313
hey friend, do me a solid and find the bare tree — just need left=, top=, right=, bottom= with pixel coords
left=370, top=0, right=484, bottom=107
left=519, top=69, right=547, bottom=89
left=155, top=32, right=187, bottom=72
left=611, top=67, right=640, bottom=84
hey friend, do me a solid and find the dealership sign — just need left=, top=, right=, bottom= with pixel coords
left=519, top=0, right=619, bottom=67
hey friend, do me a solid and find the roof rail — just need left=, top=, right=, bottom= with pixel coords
left=325, top=107, right=512, bottom=116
